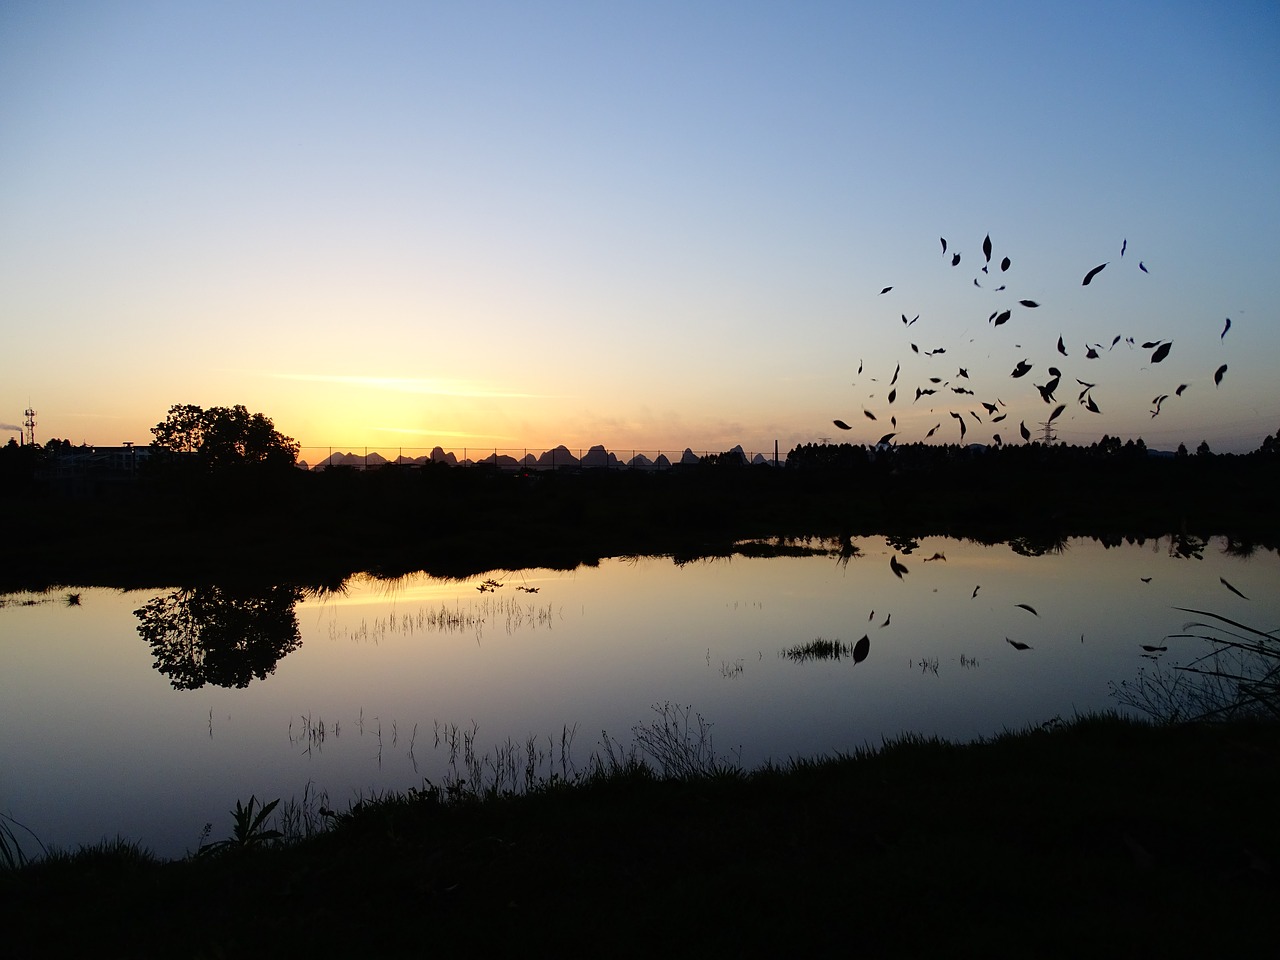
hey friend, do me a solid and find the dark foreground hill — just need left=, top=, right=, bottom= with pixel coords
left=5, top=715, right=1278, bottom=958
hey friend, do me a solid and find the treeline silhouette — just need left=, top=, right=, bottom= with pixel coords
left=3, top=428, right=1278, bottom=590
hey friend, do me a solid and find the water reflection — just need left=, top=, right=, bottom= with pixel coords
left=134, top=584, right=303, bottom=689
left=4, top=533, right=1278, bottom=861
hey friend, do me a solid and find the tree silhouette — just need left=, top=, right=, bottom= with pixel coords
left=134, top=584, right=303, bottom=689
left=149, top=404, right=299, bottom=473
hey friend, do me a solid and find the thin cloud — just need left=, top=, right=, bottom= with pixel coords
left=373, top=426, right=516, bottom=440
left=268, top=373, right=556, bottom=399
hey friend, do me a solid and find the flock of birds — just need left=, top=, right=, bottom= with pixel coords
left=833, top=233, right=1232, bottom=446
left=876, top=545, right=1253, bottom=658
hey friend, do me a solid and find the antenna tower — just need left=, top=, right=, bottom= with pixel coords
left=24, top=407, right=36, bottom=447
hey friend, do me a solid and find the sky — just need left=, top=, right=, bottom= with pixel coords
left=2, top=0, right=1278, bottom=457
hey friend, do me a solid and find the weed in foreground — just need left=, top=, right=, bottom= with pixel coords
left=1111, top=607, right=1280, bottom=723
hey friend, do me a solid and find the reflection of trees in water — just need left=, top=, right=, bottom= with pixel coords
left=135, top=585, right=303, bottom=689
left=1168, top=533, right=1206, bottom=560
left=1008, top=534, right=1069, bottom=557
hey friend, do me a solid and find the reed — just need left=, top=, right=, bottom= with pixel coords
left=1111, top=608, right=1280, bottom=723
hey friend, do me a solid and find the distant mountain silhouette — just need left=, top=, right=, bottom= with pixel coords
left=304, top=442, right=785, bottom=471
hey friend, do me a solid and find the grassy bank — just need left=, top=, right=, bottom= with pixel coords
left=4, top=713, right=1278, bottom=957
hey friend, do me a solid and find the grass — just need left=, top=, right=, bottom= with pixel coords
left=1110, top=606, right=1280, bottom=723
left=3, top=710, right=1278, bottom=957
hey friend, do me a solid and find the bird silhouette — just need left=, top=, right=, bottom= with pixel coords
left=1220, top=577, right=1249, bottom=599
left=1151, top=341, right=1172, bottom=363
left=1011, top=360, right=1032, bottom=378
left=1215, top=363, right=1228, bottom=387
left=1015, top=603, right=1039, bottom=616
left=879, top=286, right=893, bottom=295
left=833, top=419, right=852, bottom=430
left=1006, top=638, right=1032, bottom=651
left=1082, top=262, right=1108, bottom=285
left=889, top=554, right=909, bottom=578
left=1221, top=317, right=1231, bottom=339
left=852, top=635, right=870, bottom=664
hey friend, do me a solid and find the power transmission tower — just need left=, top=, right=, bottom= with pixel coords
left=1037, top=420, right=1057, bottom=444
left=23, top=407, right=36, bottom=446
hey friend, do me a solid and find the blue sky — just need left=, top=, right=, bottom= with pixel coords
left=3, top=1, right=1278, bottom=454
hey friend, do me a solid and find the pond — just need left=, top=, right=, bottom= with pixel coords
left=2, top=534, right=1275, bottom=860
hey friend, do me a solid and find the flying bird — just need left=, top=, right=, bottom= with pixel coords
left=1085, top=344, right=1100, bottom=359
left=879, top=286, right=893, bottom=295
left=972, top=585, right=981, bottom=598
left=1018, top=300, right=1040, bottom=308
left=1011, top=360, right=1032, bottom=378
left=1048, top=403, right=1065, bottom=423
left=940, top=237, right=948, bottom=254
left=1221, top=317, right=1231, bottom=339
left=1015, top=603, right=1039, bottom=616
left=1214, top=363, right=1228, bottom=387
left=994, top=310, right=1011, bottom=326
left=877, top=432, right=897, bottom=446
left=951, top=253, right=961, bottom=266
left=1019, top=420, right=1031, bottom=442
left=1220, top=577, right=1249, bottom=600
left=889, top=554, right=909, bottom=579
left=923, top=552, right=946, bottom=562
left=983, top=234, right=992, bottom=263
left=1057, top=336, right=1068, bottom=356
left=863, top=409, right=877, bottom=421
left=1141, top=645, right=1167, bottom=653
left=1151, top=341, right=1172, bottom=363
left=1139, top=261, right=1148, bottom=273
left=1006, top=638, right=1032, bottom=651
left=833, top=419, right=852, bottom=430
left=881, top=613, right=892, bottom=626
left=1000, top=256, right=1011, bottom=272
left=1121, top=238, right=1127, bottom=257
left=1082, top=262, right=1108, bottom=285
left=1175, top=383, right=1188, bottom=396
left=852, top=635, right=870, bottom=664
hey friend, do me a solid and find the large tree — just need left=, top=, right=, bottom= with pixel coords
left=150, top=404, right=299, bottom=471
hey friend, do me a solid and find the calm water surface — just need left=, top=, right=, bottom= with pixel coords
left=2, top=535, right=1275, bottom=859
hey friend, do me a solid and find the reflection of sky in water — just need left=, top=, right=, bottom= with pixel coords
left=1, top=536, right=1276, bottom=860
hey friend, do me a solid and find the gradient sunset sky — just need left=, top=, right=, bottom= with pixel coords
left=3, top=1, right=1278, bottom=456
